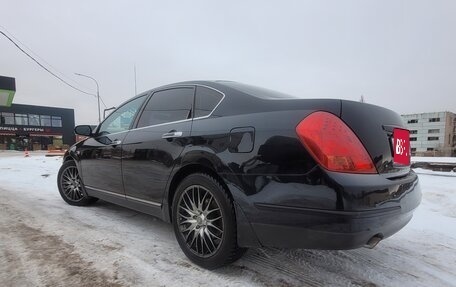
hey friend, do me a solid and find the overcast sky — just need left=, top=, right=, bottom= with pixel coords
left=2, top=0, right=456, bottom=124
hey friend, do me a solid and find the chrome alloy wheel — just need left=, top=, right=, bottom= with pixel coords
left=61, top=166, right=85, bottom=201
left=177, top=185, right=224, bottom=258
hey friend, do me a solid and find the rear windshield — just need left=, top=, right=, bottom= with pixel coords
left=220, top=81, right=299, bottom=99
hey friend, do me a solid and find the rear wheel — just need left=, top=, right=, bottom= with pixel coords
left=172, top=173, right=246, bottom=269
left=57, top=160, right=98, bottom=206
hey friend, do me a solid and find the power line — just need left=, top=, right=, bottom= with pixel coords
left=0, top=28, right=107, bottom=109
left=99, top=96, right=107, bottom=109
left=0, top=25, right=94, bottom=92
left=1, top=28, right=109, bottom=109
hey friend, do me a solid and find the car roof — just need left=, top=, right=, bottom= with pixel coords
left=143, top=80, right=297, bottom=100
left=123, top=80, right=307, bottom=118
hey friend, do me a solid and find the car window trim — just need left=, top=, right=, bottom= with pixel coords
left=194, top=85, right=225, bottom=118
left=134, top=86, right=196, bottom=129
left=160, top=84, right=225, bottom=120
left=130, top=84, right=225, bottom=131
left=128, top=118, right=193, bottom=133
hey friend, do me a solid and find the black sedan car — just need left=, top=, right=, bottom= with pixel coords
left=58, top=81, right=421, bottom=269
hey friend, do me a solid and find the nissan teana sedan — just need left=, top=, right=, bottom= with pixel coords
left=58, top=81, right=421, bottom=269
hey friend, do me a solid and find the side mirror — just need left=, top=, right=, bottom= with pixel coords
left=74, top=125, right=93, bottom=136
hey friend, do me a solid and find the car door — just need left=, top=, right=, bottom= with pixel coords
left=121, top=87, right=194, bottom=206
left=78, top=95, right=147, bottom=196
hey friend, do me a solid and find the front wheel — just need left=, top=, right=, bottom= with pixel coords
left=172, top=173, right=246, bottom=269
left=57, top=160, right=98, bottom=206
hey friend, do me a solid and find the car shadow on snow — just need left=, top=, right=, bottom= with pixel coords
left=81, top=200, right=447, bottom=287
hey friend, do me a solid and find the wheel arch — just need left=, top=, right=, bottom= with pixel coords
left=63, top=148, right=79, bottom=163
left=63, top=155, right=74, bottom=162
left=165, top=162, right=233, bottom=223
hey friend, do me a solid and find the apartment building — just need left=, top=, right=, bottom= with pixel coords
left=401, top=111, right=456, bottom=156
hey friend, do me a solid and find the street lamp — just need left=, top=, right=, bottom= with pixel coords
left=75, top=73, right=101, bottom=123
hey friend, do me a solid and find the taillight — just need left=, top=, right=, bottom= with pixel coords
left=296, top=111, right=377, bottom=174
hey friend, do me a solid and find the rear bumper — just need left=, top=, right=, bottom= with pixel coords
left=234, top=169, right=421, bottom=249
left=250, top=204, right=413, bottom=249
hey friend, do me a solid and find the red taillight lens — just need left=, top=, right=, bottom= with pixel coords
left=296, top=111, right=377, bottom=174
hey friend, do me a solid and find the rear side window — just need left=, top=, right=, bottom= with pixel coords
left=194, top=86, right=223, bottom=118
left=137, top=88, right=194, bottom=128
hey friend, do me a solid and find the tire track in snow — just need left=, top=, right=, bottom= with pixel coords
left=240, top=248, right=324, bottom=287
left=0, top=202, right=124, bottom=287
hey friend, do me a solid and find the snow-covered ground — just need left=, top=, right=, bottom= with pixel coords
left=1, top=151, right=455, bottom=287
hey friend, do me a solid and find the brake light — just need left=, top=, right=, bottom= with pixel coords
left=296, top=111, right=377, bottom=174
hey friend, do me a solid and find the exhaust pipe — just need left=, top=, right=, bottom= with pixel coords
left=364, top=234, right=383, bottom=249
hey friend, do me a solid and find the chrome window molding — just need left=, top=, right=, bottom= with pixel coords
left=128, top=84, right=226, bottom=131
left=98, top=84, right=225, bottom=136
left=148, top=83, right=225, bottom=120
left=130, top=118, right=193, bottom=133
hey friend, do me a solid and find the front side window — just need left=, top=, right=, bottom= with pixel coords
left=99, top=95, right=146, bottom=134
left=137, top=88, right=194, bottom=128
left=194, top=86, right=224, bottom=118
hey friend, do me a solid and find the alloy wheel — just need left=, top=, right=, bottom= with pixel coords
left=61, top=166, right=85, bottom=201
left=177, top=185, right=224, bottom=258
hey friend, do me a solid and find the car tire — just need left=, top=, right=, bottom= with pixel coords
left=57, top=160, right=98, bottom=206
left=172, top=173, right=247, bottom=269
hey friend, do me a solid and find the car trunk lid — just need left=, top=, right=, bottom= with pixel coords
left=340, top=100, right=410, bottom=176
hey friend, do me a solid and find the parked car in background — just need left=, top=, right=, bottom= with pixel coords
left=57, top=81, right=421, bottom=269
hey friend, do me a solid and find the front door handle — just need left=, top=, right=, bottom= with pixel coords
left=162, top=131, right=183, bottom=139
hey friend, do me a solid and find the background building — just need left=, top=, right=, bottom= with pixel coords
left=402, top=111, right=456, bottom=157
left=0, top=103, right=75, bottom=151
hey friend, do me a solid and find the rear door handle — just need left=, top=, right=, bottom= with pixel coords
left=162, top=131, right=183, bottom=139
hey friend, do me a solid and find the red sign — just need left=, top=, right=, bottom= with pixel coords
left=393, top=128, right=410, bottom=165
